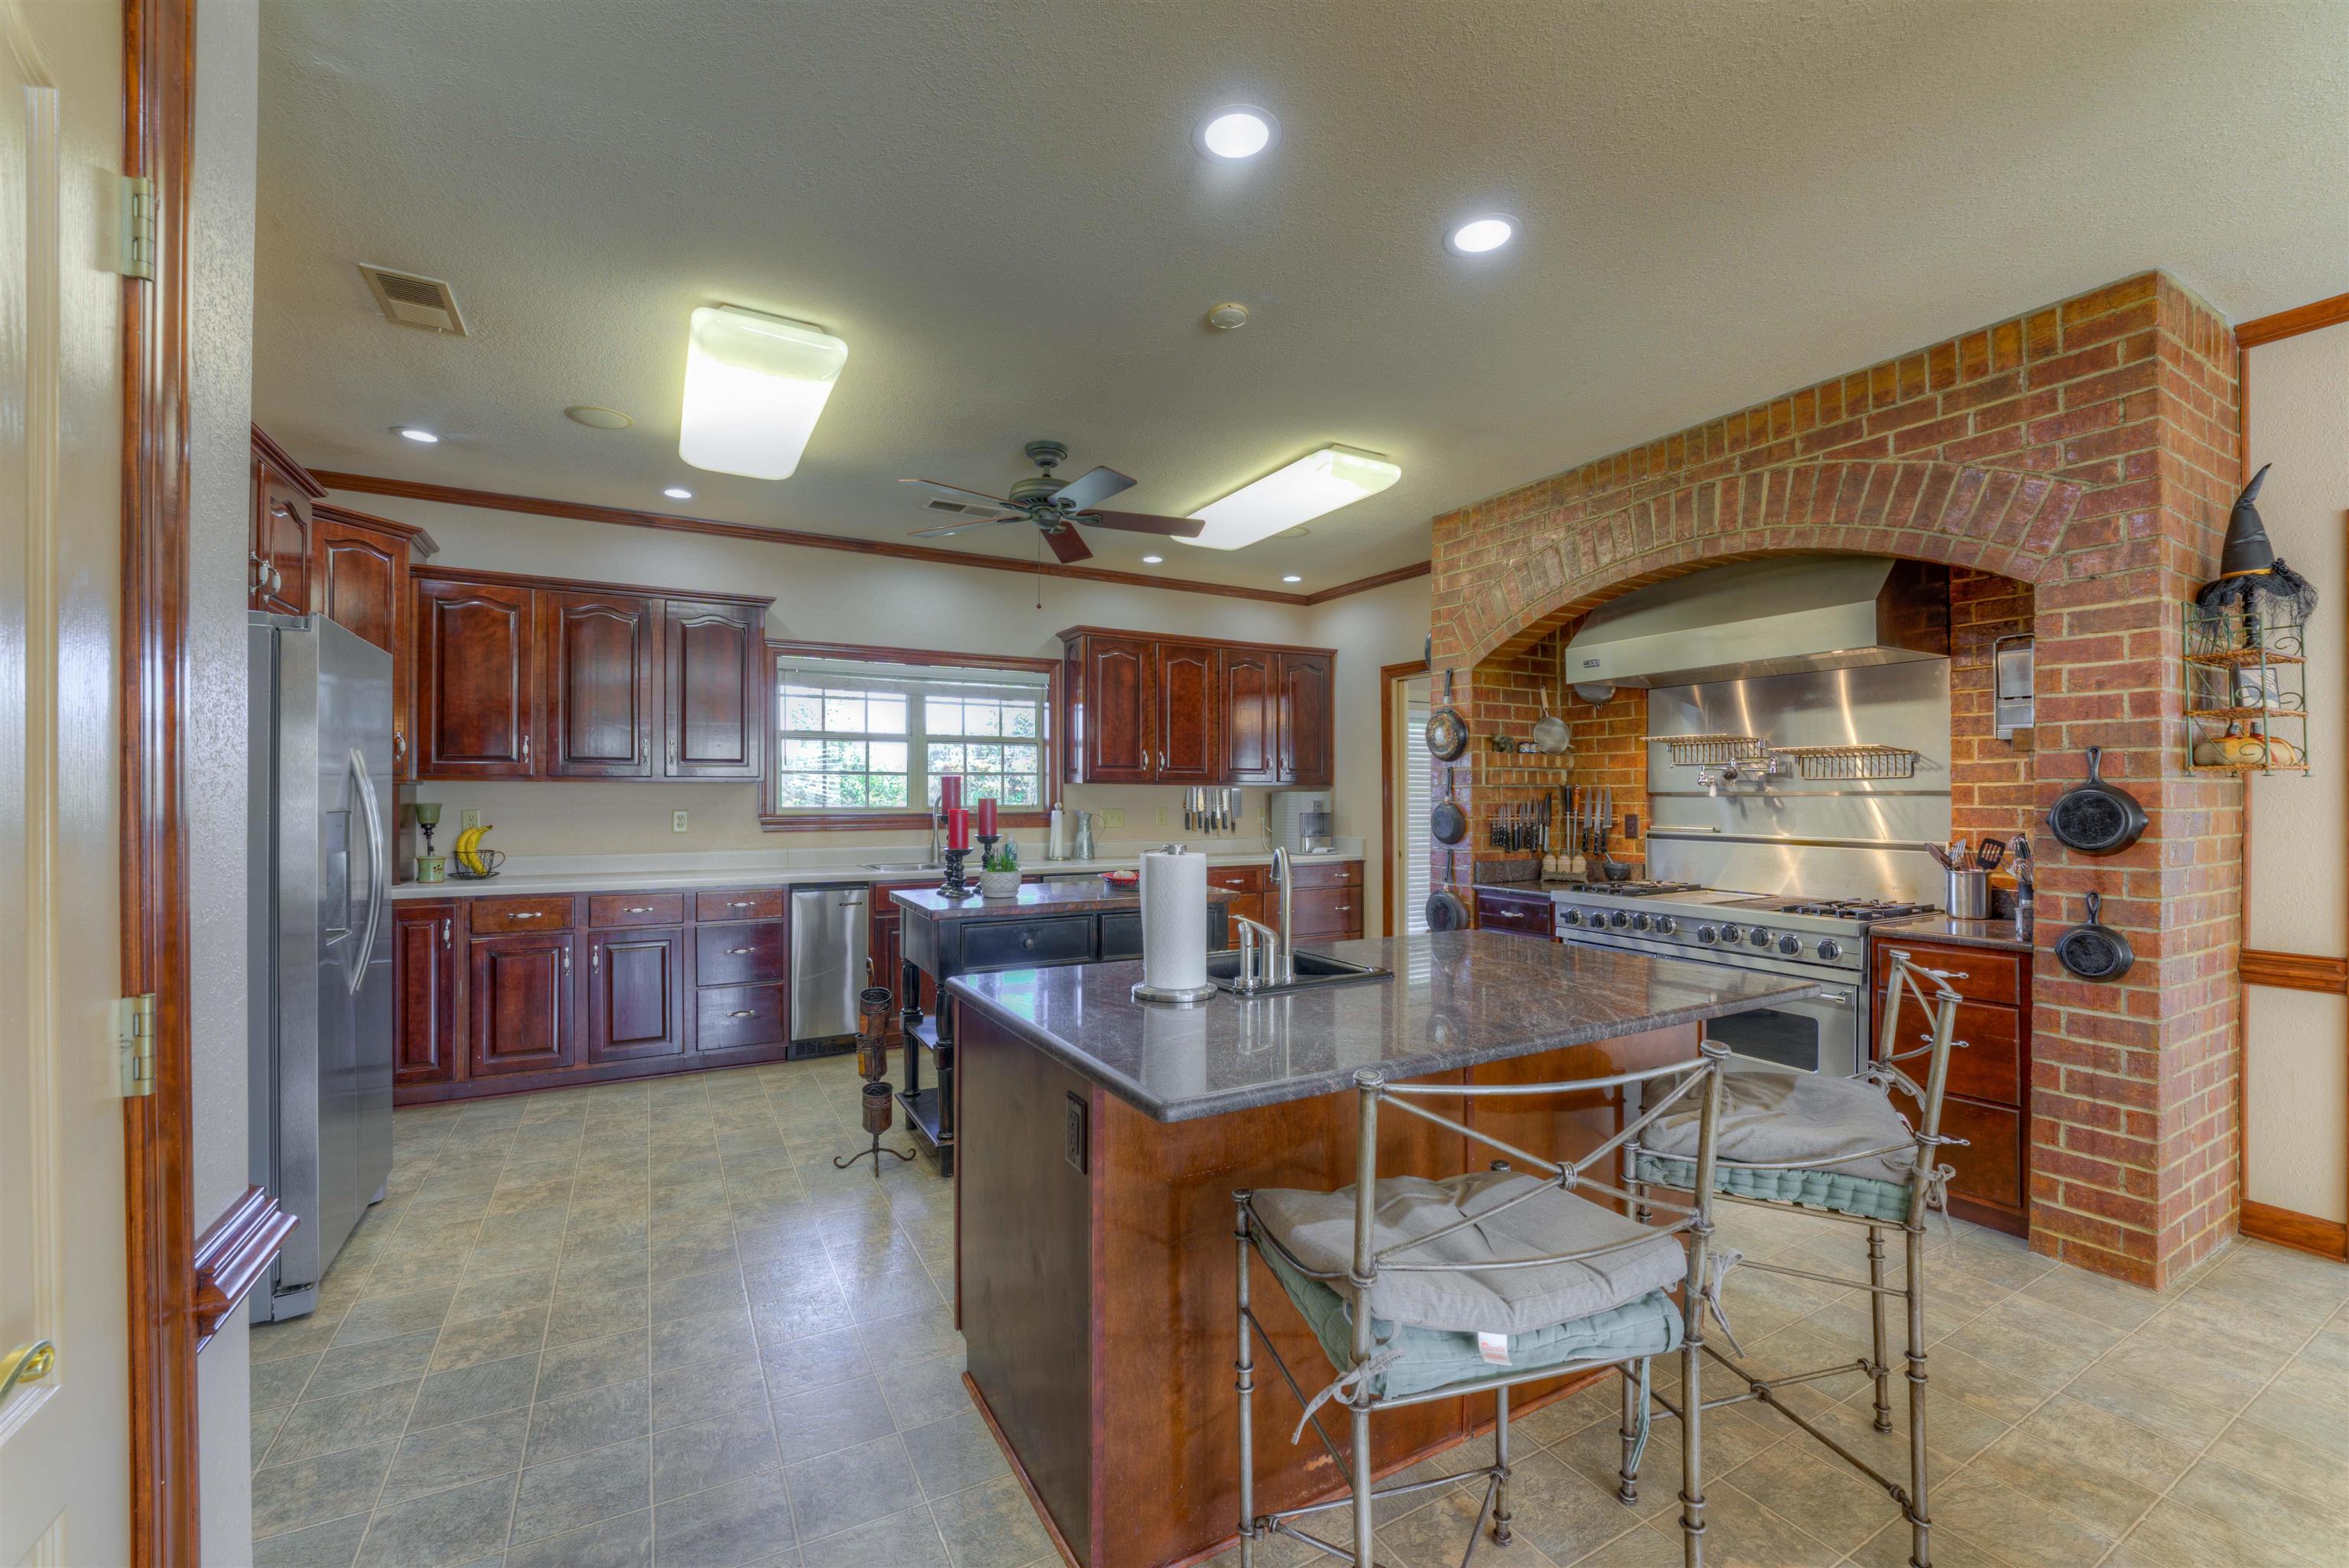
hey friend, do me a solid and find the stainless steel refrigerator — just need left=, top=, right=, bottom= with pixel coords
left=247, top=613, right=395, bottom=1322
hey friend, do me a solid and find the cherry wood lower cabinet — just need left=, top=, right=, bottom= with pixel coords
left=1872, top=934, right=2032, bottom=1237
left=1474, top=886, right=1555, bottom=938
left=394, top=885, right=799, bottom=1104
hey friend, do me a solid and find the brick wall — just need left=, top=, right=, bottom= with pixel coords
left=1950, top=567, right=2036, bottom=894
left=1428, top=271, right=2242, bottom=1288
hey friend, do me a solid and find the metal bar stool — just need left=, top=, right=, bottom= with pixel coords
left=1233, top=1044, right=1732, bottom=1568
left=1622, top=951, right=1964, bottom=1568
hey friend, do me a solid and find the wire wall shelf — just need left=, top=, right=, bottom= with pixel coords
left=1647, top=734, right=1766, bottom=768
left=2184, top=604, right=2309, bottom=775
left=1767, top=745, right=1921, bottom=782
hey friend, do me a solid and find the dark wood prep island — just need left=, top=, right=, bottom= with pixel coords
left=944, top=932, right=1822, bottom=1568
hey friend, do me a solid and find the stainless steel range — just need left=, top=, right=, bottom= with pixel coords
left=1548, top=882, right=1935, bottom=1076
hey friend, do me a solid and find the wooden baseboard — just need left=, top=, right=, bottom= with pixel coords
left=2241, top=1200, right=2349, bottom=1261
left=190, top=1186, right=296, bottom=1352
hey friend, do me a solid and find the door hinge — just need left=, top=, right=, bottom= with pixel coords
left=113, top=175, right=156, bottom=279
left=117, top=993, right=158, bottom=1096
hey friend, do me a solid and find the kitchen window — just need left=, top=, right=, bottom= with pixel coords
left=762, top=641, right=1058, bottom=829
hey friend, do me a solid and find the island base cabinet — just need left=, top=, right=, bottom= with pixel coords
left=954, top=1005, right=1698, bottom=1568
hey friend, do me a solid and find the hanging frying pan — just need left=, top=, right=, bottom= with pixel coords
left=2055, top=892, right=2134, bottom=981
left=2047, top=746, right=2147, bottom=855
left=1425, top=669, right=1469, bottom=761
left=1426, top=849, right=1470, bottom=930
left=1532, top=687, right=1574, bottom=755
left=1431, top=769, right=1467, bottom=845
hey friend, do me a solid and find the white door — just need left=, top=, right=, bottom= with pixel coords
left=0, top=2, right=132, bottom=1564
left=1392, top=674, right=1431, bottom=935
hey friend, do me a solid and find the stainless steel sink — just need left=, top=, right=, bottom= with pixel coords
left=1206, top=949, right=1392, bottom=998
left=858, top=862, right=943, bottom=872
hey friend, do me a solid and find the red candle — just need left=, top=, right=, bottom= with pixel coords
left=976, top=797, right=997, bottom=838
left=946, top=807, right=970, bottom=850
left=938, top=774, right=963, bottom=812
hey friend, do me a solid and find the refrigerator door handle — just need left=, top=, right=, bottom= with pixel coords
left=348, top=747, right=386, bottom=995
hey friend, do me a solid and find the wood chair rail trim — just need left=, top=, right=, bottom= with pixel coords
left=190, top=1187, right=295, bottom=1352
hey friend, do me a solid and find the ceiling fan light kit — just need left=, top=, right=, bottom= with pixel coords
left=902, top=438, right=1206, bottom=565
left=1180, top=443, right=1402, bottom=550
left=678, top=305, right=848, bottom=481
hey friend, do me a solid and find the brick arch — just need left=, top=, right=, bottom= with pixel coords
left=1438, top=459, right=2083, bottom=669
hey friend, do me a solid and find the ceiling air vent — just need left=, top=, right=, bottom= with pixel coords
left=358, top=263, right=468, bottom=336
left=924, top=498, right=1004, bottom=518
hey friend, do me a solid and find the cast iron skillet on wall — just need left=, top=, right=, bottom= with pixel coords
left=1425, top=849, right=1470, bottom=930
left=2046, top=746, right=2147, bottom=855
left=1425, top=669, right=1469, bottom=762
left=2055, top=891, right=2134, bottom=980
left=1431, top=769, right=1467, bottom=846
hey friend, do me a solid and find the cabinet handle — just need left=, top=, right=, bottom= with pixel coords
left=440, top=918, right=450, bottom=949
left=624, top=905, right=652, bottom=914
left=1022, top=936, right=1035, bottom=950
left=728, top=1009, right=756, bottom=1018
left=521, top=733, right=531, bottom=766
left=727, top=900, right=753, bottom=909
left=726, top=946, right=752, bottom=955
left=563, top=948, right=570, bottom=972
left=592, top=946, right=600, bottom=971
left=508, top=911, right=542, bottom=920
left=669, top=739, right=678, bottom=767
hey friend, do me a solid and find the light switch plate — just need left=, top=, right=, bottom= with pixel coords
left=460, top=808, right=482, bottom=832
left=1154, top=807, right=1166, bottom=826
left=672, top=810, right=689, bottom=833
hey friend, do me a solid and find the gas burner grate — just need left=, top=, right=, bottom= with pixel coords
left=1561, top=881, right=1706, bottom=898
left=1774, top=898, right=1937, bottom=921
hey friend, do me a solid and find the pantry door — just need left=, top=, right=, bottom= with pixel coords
left=0, top=2, right=135, bottom=1563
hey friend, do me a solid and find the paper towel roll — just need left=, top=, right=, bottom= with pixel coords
left=1139, top=848, right=1209, bottom=994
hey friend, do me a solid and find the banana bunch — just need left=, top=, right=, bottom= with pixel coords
left=453, top=823, right=495, bottom=876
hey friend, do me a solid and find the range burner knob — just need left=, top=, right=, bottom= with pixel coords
left=1776, top=934, right=1802, bottom=956
left=1696, top=924, right=1719, bottom=943
left=1630, top=913, right=1652, bottom=932
left=1610, top=911, right=1633, bottom=929
left=1747, top=927, right=1773, bottom=947
left=1815, top=939, right=1843, bottom=962
left=1558, top=909, right=1582, bottom=928
left=1652, top=915, right=1677, bottom=936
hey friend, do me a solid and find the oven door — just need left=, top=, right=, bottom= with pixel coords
left=1555, top=927, right=1862, bottom=1077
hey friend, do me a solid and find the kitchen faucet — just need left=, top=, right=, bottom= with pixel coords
left=1232, top=846, right=1298, bottom=992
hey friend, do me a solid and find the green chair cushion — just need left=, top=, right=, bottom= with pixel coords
left=1633, top=1153, right=1913, bottom=1225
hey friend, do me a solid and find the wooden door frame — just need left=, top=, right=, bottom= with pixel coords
left=121, top=0, right=202, bottom=1560
left=1378, top=660, right=1427, bottom=937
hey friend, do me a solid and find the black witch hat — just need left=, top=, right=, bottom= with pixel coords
left=2197, top=463, right=2318, bottom=621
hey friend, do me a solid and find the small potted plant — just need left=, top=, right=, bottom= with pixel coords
left=978, top=837, right=1022, bottom=899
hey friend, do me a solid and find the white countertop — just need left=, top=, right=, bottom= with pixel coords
left=389, top=842, right=1364, bottom=901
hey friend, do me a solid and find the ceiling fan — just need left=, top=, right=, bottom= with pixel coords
left=902, top=440, right=1204, bottom=564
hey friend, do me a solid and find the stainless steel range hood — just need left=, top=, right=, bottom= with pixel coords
left=1562, top=555, right=1949, bottom=688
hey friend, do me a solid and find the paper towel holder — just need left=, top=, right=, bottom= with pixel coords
left=1132, top=845, right=1220, bottom=1006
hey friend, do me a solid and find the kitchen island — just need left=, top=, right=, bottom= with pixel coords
left=944, top=931, right=1822, bottom=1568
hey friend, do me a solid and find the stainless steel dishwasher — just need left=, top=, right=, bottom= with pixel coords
left=789, top=884, right=869, bottom=1051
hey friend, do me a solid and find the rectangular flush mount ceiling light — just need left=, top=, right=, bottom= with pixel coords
left=678, top=305, right=848, bottom=480
left=1178, top=444, right=1402, bottom=550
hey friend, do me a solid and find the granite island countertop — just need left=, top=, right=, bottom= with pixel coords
left=892, top=881, right=1233, bottom=918
left=946, top=930, right=1822, bottom=1122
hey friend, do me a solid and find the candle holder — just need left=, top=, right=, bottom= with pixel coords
left=834, top=985, right=915, bottom=1178
left=938, top=846, right=973, bottom=898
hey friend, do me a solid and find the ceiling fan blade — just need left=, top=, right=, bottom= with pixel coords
left=1074, top=508, right=1206, bottom=539
left=1040, top=521, right=1093, bottom=564
left=908, top=515, right=1022, bottom=539
left=901, top=477, right=1022, bottom=508
left=1047, top=465, right=1136, bottom=514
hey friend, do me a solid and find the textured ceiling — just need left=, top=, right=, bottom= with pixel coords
left=253, top=0, right=2349, bottom=592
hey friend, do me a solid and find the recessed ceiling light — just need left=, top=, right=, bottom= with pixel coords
left=1181, top=445, right=1403, bottom=551
left=565, top=404, right=632, bottom=429
left=395, top=427, right=440, bottom=443
left=1141, top=554, right=1165, bottom=565
left=1195, top=105, right=1277, bottom=161
left=662, top=486, right=694, bottom=500
left=679, top=307, right=848, bottom=481
left=1282, top=575, right=1303, bottom=584
left=1445, top=214, right=1517, bottom=255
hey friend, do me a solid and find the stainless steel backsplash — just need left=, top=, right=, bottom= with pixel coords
left=1644, top=661, right=1953, bottom=903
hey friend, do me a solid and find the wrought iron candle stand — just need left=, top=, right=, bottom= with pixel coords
left=937, top=846, right=972, bottom=898
left=833, top=985, right=915, bottom=1177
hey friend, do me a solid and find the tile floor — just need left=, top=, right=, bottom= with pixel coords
left=249, top=1052, right=2349, bottom=1568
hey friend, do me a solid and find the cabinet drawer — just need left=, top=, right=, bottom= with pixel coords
left=1886, top=990, right=2020, bottom=1105
left=469, top=895, right=574, bottom=933
left=1287, top=859, right=1360, bottom=889
left=697, top=985, right=788, bottom=1050
left=697, top=888, right=785, bottom=922
left=590, top=892, right=686, bottom=928
left=1100, top=906, right=1230, bottom=961
left=695, top=920, right=787, bottom=986
left=1891, top=1088, right=2022, bottom=1214
left=1291, top=885, right=1362, bottom=937
left=962, top=916, right=1094, bottom=971
left=1876, top=940, right=2022, bottom=1007
left=1477, top=892, right=1555, bottom=938
left=1206, top=866, right=1265, bottom=894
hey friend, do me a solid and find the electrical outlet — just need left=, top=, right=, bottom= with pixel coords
left=672, top=809, right=689, bottom=833
left=460, top=808, right=482, bottom=832
left=1064, top=1092, right=1088, bottom=1173
left=1154, top=807, right=1166, bottom=826
left=1103, top=808, right=1125, bottom=829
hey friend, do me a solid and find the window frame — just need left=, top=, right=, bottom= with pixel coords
left=759, top=638, right=1061, bottom=831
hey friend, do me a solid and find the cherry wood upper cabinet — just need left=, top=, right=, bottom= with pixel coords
left=311, top=502, right=437, bottom=778
left=417, top=577, right=539, bottom=778
left=1067, top=632, right=1157, bottom=784
left=1277, top=651, right=1334, bottom=786
left=544, top=591, right=658, bottom=778
left=663, top=599, right=765, bottom=779
left=393, top=902, right=460, bottom=1087
left=1156, top=641, right=1223, bottom=784
left=250, top=426, right=323, bottom=616
left=1223, top=648, right=1279, bottom=785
